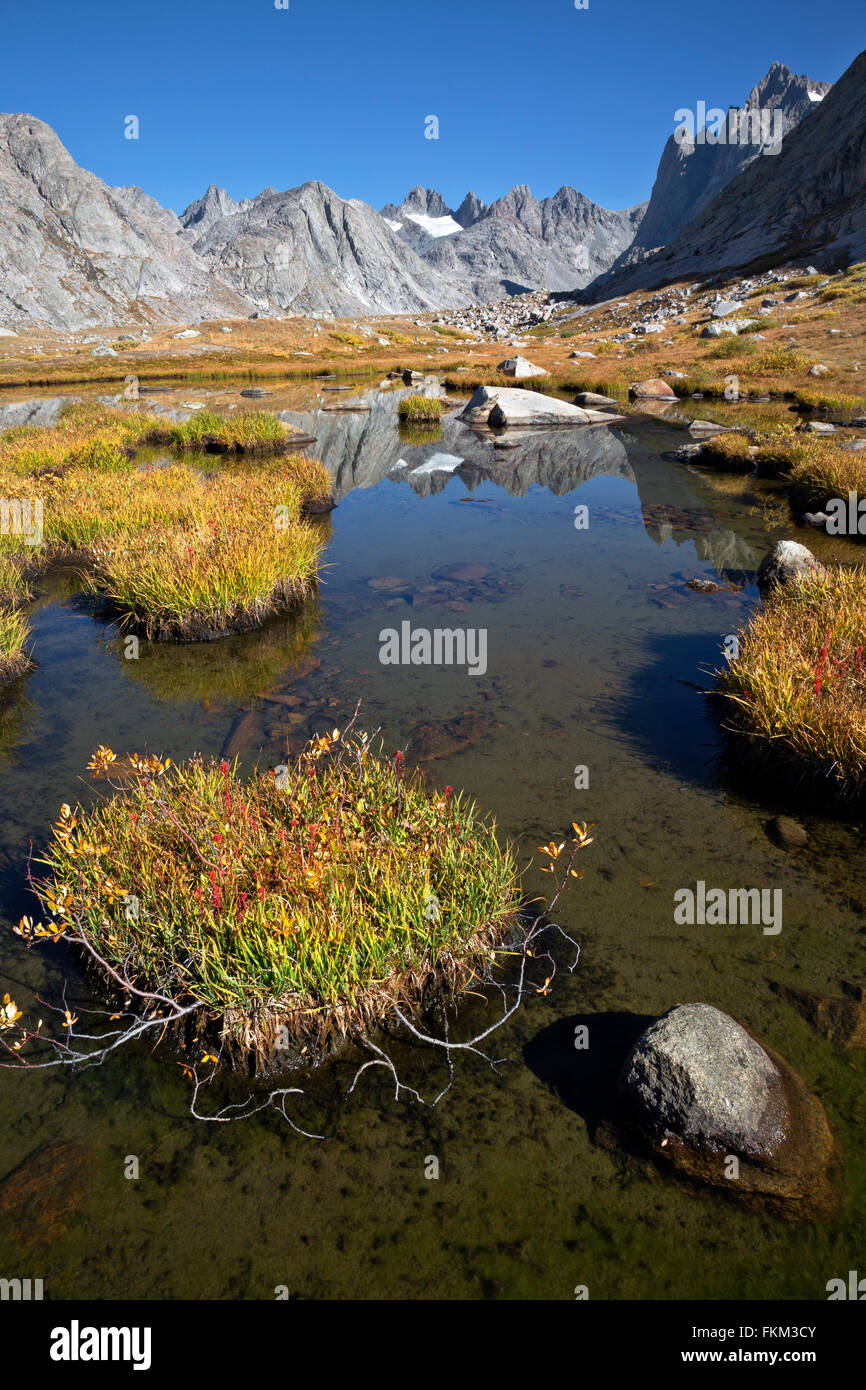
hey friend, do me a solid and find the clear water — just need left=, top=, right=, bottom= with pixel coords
left=0, top=379, right=863, bottom=1300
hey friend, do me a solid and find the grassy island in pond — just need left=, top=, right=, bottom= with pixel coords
left=719, top=567, right=866, bottom=799
left=0, top=402, right=332, bottom=645
left=28, top=732, right=520, bottom=1066
left=397, top=394, right=443, bottom=423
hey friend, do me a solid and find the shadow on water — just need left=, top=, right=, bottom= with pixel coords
left=524, top=1011, right=654, bottom=1139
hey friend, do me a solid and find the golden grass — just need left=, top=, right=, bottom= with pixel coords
left=789, top=440, right=866, bottom=518
left=719, top=567, right=866, bottom=797
left=0, top=404, right=332, bottom=644
left=85, top=466, right=324, bottom=640
left=0, top=549, right=34, bottom=684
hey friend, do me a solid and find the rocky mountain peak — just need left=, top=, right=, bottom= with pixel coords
left=453, top=190, right=487, bottom=228
left=398, top=185, right=452, bottom=218
left=621, top=58, right=834, bottom=255
left=587, top=47, right=865, bottom=298
left=181, top=183, right=239, bottom=231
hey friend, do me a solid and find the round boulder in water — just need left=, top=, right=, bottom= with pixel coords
left=757, top=540, right=826, bottom=596
left=618, top=1003, right=839, bottom=1219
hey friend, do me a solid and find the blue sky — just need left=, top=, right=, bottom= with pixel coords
left=2, top=1, right=859, bottom=216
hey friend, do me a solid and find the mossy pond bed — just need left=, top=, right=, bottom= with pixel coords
left=0, top=377, right=863, bottom=1298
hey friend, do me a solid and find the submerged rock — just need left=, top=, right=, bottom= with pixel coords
left=407, top=714, right=489, bottom=762
left=574, top=390, right=619, bottom=407
left=432, top=562, right=489, bottom=583
left=757, top=540, right=826, bottom=596
left=769, top=814, right=808, bottom=849
left=685, top=577, right=725, bottom=593
left=770, top=980, right=866, bottom=1051
left=618, top=1003, right=839, bottom=1219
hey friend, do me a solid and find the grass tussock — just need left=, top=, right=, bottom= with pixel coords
left=150, top=410, right=293, bottom=454
left=0, top=403, right=332, bottom=642
left=789, top=439, right=866, bottom=517
left=30, top=731, right=520, bottom=1064
left=719, top=567, right=866, bottom=798
left=84, top=464, right=326, bottom=640
left=697, top=433, right=755, bottom=469
left=397, top=394, right=443, bottom=422
left=0, top=602, right=32, bottom=685
left=0, top=551, right=34, bottom=685
left=792, top=388, right=864, bottom=414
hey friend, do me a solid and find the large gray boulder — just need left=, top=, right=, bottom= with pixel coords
left=757, top=540, right=826, bottom=596
left=459, top=384, right=623, bottom=429
left=497, top=355, right=548, bottom=379
left=617, top=1003, right=839, bottom=1219
left=619, top=1004, right=787, bottom=1157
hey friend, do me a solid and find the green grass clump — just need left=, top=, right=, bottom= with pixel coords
left=30, top=731, right=520, bottom=1061
left=0, top=402, right=158, bottom=477
left=0, top=603, right=31, bottom=686
left=696, top=433, right=755, bottom=470
left=157, top=410, right=291, bottom=453
left=753, top=346, right=812, bottom=375
left=719, top=566, right=866, bottom=798
left=0, top=399, right=332, bottom=645
left=704, top=337, right=759, bottom=360
left=820, top=287, right=857, bottom=303
left=397, top=394, right=443, bottom=422
left=792, top=388, right=864, bottom=414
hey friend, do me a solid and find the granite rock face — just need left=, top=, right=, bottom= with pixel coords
left=183, top=180, right=469, bottom=317
left=0, top=114, right=254, bottom=328
left=629, top=63, right=832, bottom=256
left=586, top=51, right=864, bottom=298
left=416, top=184, right=647, bottom=301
